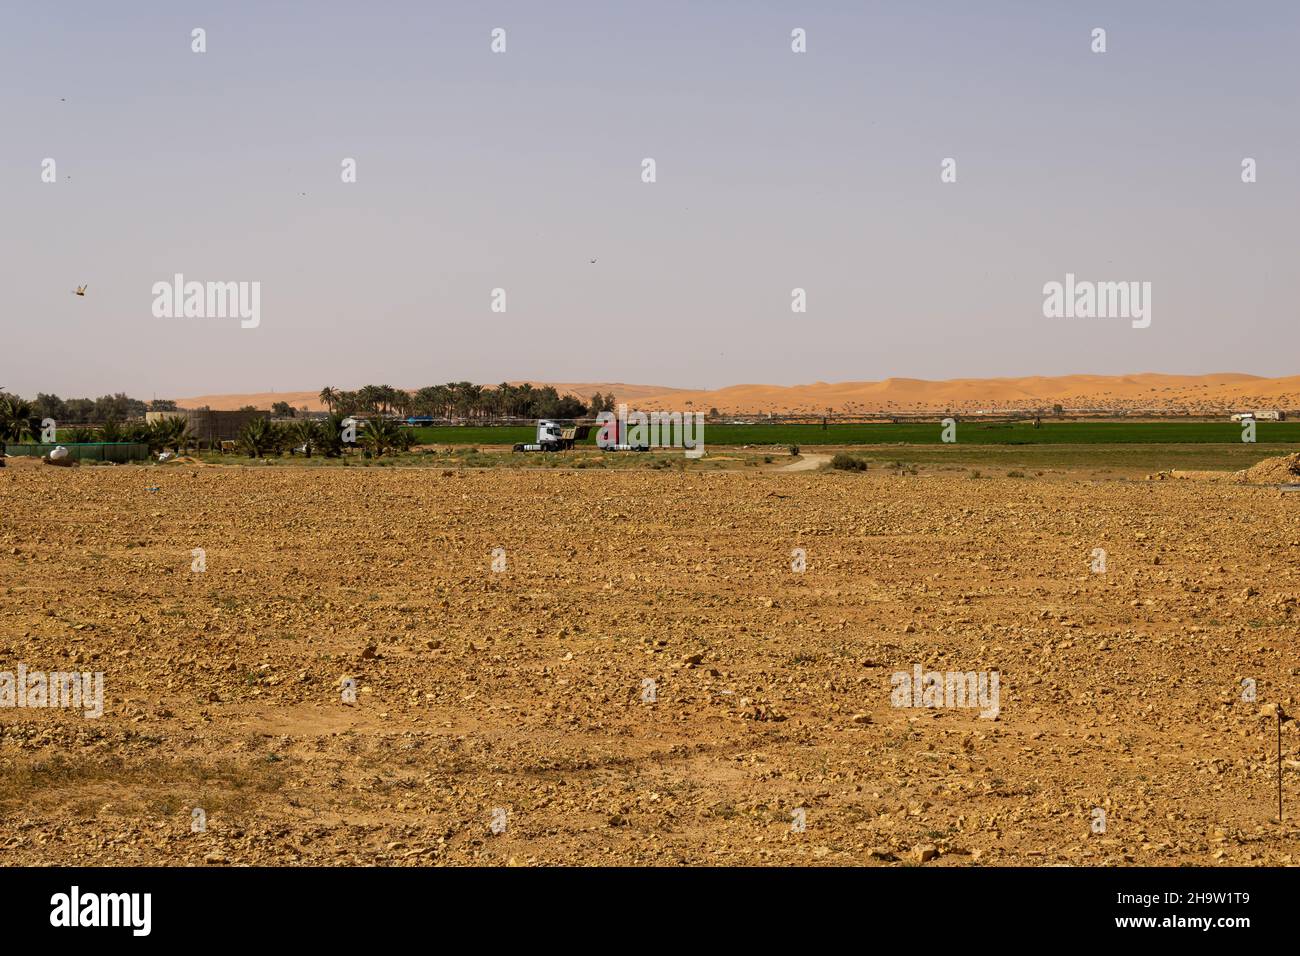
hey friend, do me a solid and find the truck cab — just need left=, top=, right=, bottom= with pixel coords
left=536, top=420, right=564, bottom=449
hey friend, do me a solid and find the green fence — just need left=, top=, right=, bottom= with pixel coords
left=2, top=442, right=151, bottom=463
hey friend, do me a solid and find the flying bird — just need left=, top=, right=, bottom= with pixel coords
left=589, top=258, right=597, bottom=264
left=73, top=285, right=87, bottom=296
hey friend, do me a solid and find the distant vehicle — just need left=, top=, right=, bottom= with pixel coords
left=513, top=420, right=592, bottom=452
left=1232, top=411, right=1284, bottom=422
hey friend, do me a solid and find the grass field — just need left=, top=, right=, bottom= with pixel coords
left=410, top=421, right=1300, bottom=447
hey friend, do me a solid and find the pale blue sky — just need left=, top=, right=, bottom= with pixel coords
left=2, top=1, right=1296, bottom=398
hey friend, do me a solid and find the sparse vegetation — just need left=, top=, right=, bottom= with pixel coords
left=831, top=453, right=868, bottom=472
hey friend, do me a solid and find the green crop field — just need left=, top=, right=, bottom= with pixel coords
left=410, top=421, right=1300, bottom=447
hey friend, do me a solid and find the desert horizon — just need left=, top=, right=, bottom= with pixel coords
left=173, top=371, right=1300, bottom=415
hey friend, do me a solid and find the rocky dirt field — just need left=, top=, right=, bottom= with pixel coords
left=1, top=457, right=1298, bottom=866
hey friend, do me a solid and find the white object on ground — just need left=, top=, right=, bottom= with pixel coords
left=49, top=445, right=69, bottom=461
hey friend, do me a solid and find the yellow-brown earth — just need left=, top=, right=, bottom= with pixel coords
left=1, top=462, right=1298, bottom=865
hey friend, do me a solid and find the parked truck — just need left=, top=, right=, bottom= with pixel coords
left=513, top=420, right=592, bottom=452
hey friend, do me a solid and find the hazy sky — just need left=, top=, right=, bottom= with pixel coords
left=3, top=1, right=1297, bottom=399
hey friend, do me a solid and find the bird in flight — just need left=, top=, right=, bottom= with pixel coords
left=589, top=258, right=597, bottom=264
left=73, top=285, right=87, bottom=296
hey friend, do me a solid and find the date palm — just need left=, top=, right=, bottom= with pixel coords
left=292, top=420, right=322, bottom=458
left=360, top=417, right=401, bottom=457
left=0, top=395, right=34, bottom=442
left=147, top=415, right=194, bottom=455
left=237, top=417, right=274, bottom=458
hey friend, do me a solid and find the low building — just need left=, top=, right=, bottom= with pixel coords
left=1230, top=410, right=1286, bottom=422
left=147, top=408, right=269, bottom=447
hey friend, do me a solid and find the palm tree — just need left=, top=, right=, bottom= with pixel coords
left=320, top=413, right=350, bottom=457
left=292, top=420, right=322, bottom=458
left=432, top=384, right=452, bottom=419
left=0, top=394, right=34, bottom=443
left=318, top=386, right=338, bottom=413
left=147, top=416, right=194, bottom=455
left=356, top=385, right=382, bottom=414
left=238, top=417, right=274, bottom=458
left=517, top=383, right=536, bottom=418
left=412, top=387, right=439, bottom=418
left=360, top=417, right=401, bottom=457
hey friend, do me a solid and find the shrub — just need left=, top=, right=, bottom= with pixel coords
left=788, top=445, right=800, bottom=456
left=830, top=453, right=867, bottom=472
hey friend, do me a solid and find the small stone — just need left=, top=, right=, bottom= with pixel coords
left=911, top=844, right=940, bottom=863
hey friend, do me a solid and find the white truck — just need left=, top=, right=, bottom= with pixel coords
left=513, top=420, right=591, bottom=453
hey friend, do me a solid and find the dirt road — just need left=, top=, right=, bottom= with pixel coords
left=774, top=453, right=831, bottom=472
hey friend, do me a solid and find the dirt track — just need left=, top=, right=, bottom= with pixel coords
left=1, top=462, right=1298, bottom=866
left=775, top=453, right=831, bottom=472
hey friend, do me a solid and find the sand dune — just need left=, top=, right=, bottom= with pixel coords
left=632, top=373, right=1300, bottom=414
left=177, top=373, right=1300, bottom=415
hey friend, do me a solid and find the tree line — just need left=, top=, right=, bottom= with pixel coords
left=317, top=383, right=617, bottom=420
left=0, top=382, right=618, bottom=440
left=0, top=392, right=177, bottom=424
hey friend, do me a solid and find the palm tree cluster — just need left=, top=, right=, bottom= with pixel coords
left=317, top=382, right=605, bottom=421
left=0, top=393, right=196, bottom=455
left=235, top=414, right=414, bottom=459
